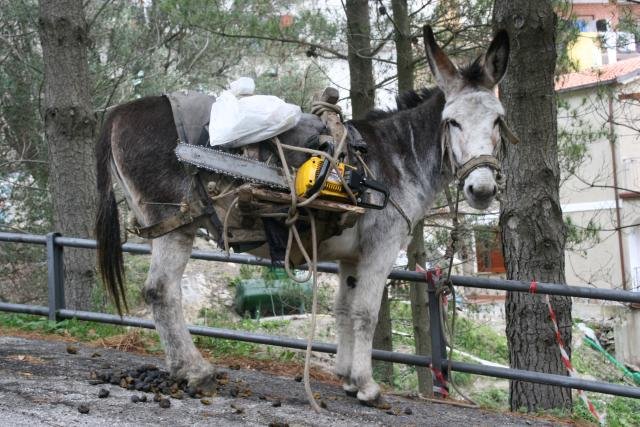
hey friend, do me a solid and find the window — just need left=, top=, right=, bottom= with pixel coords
left=575, top=16, right=596, bottom=32
left=475, top=227, right=506, bottom=274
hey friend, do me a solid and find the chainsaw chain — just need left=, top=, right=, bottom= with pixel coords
left=175, top=144, right=288, bottom=190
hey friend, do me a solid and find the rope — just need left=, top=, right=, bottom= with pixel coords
left=310, top=100, right=343, bottom=119
left=303, top=210, right=321, bottom=412
left=270, top=135, right=361, bottom=413
left=439, top=184, right=478, bottom=406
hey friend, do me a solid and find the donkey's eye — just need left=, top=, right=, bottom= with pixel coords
left=494, top=118, right=500, bottom=127
left=449, top=119, right=461, bottom=129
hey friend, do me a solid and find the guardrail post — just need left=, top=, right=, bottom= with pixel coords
left=46, top=232, right=65, bottom=322
left=427, top=271, right=449, bottom=397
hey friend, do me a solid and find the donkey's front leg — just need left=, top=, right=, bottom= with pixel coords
left=144, top=231, right=216, bottom=389
left=335, top=261, right=358, bottom=395
left=350, top=245, right=399, bottom=402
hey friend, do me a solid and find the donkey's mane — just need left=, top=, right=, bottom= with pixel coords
left=365, top=56, right=486, bottom=121
left=459, top=56, right=486, bottom=86
left=366, top=87, right=439, bottom=121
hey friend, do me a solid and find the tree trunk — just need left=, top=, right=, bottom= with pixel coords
left=406, top=220, right=433, bottom=395
left=390, top=0, right=433, bottom=396
left=391, top=0, right=413, bottom=93
left=372, top=285, right=394, bottom=384
left=493, top=1, right=573, bottom=411
left=38, top=0, right=98, bottom=310
left=345, top=0, right=375, bottom=118
left=344, top=0, right=391, bottom=382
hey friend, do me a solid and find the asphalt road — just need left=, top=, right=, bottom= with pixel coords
left=0, top=335, right=559, bottom=426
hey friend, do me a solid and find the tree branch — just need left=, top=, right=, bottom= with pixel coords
left=193, top=25, right=348, bottom=60
left=574, top=174, right=640, bottom=195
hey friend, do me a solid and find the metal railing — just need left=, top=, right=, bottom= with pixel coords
left=1, top=231, right=639, bottom=400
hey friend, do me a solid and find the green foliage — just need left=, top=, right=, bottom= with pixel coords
left=564, top=216, right=600, bottom=254
left=92, top=253, right=148, bottom=314
left=254, top=63, right=328, bottom=112
left=228, top=264, right=263, bottom=288
left=603, top=397, right=640, bottom=427
left=195, top=307, right=292, bottom=359
left=0, top=0, right=51, bottom=234
left=0, top=313, right=126, bottom=340
left=452, top=316, right=508, bottom=365
left=472, top=387, right=509, bottom=409
left=0, top=243, right=47, bottom=305
left=388, top=298, right=509, bottom=392
left=554, top=0, right=582, bottom=75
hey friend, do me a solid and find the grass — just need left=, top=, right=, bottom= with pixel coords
left=0, top=312, right=128, bottom=341
left=472, top=387, right=509, bottom=409
left=193, top=307, right=301, bottom=362
left=451, top=316, right=508, bottom=365
left=389, top=298, right=508, bottom=392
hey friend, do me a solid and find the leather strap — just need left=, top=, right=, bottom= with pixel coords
left=128, top=198, right=206, bottom=239
left=455, top=155, right=500, bottom=182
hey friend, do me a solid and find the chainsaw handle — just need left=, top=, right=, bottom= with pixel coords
left=304, top=158, right=331, bottom=198
left=358, top=176, right=389, bottom=209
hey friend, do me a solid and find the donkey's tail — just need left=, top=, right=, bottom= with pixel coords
left=95, top=113, right=127, bottom=315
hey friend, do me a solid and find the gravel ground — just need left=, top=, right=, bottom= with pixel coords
left=0, top=335, right=560, bottom=426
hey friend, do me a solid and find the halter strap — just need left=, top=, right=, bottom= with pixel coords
left=440, top=116, right=518, bottom=185
left=454, top=155, right=500, bottom=182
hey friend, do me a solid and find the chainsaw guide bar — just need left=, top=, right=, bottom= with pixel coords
left=175, top=143, right=288, bottom=190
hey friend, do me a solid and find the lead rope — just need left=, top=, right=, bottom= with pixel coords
left=273, top=133, right=358, bottom=413
left=441, top=184, right=478, bottom=406
left=435, top=117, right=517, bottom=405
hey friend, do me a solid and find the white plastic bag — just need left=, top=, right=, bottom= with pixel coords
left=209, top=78, right=301, bottom=148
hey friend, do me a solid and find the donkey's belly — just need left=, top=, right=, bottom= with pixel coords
left=318, top=226, right=359, bottom=262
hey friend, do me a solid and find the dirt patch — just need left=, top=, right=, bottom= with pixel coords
left=0, top=334, right=560, bottom=426
left=90, top=330, right=160, bottom=355
left=4, top=354, right=47, bottom=365
left=0, top=326, right=79, bottom=343
left=210, top=353, right=341, bottom=386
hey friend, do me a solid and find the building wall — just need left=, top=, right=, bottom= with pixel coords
left=571, top=1, right=640, bottom=28
left=558, top=81, right=640, bottom=291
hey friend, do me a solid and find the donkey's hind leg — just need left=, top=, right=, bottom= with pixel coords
left=144, top=228, right=215, bottom=388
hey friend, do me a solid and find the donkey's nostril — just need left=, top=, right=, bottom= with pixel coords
left=468, top=185, right=474, bottom=195
left=492, top=186, right=497, bottom=196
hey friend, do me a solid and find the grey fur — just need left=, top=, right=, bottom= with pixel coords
left=95, top=28, right=510, bottom=402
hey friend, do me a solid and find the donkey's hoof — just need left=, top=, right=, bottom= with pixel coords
left=343, top=385, right=359, bottom=398
left=345, top=389, right=358, bottom=398
left=340, top=376, right=358, bottom=397
left=183, top=365, right=218, bottom=392
left=189, top=372, right=217, bottom=392
left=356, top=382, right=381, bottom=404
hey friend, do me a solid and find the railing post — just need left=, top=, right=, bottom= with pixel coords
left=427, top=271, right=449, bottom=397
left=46, top=232, right=65, bottom=322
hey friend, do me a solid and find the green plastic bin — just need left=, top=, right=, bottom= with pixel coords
left=234, top=272, right=312, bottom=318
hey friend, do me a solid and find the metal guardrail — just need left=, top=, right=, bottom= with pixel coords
left=1, top=231, right=639, bottom=400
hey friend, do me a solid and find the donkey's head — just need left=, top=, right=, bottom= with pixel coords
left=424, top=26, right=512, bottom=210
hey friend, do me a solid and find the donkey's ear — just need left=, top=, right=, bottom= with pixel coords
left=482, top=30, right=510, bottom=87
left=423, top=25, right=461, bottom=96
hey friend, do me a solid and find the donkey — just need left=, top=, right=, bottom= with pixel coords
left=95, top=26, right=510, bottom=403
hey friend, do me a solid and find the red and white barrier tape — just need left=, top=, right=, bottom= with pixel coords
left=431, top=367, right=450, bottom=397
left=532, top=281, right=606, bottom=425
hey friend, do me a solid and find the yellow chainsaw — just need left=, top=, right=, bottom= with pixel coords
left=294, top=156, right=388, bottom=209
left=176, top=143, right=388, bottom=209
